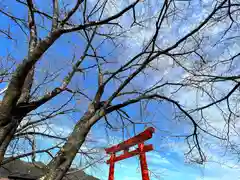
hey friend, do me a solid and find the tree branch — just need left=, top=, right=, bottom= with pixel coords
left=20, top=27, right=97, bottom=113
left=1, top=145, right=59, bottom=165
left=26, top=0, right=37, bottom=52
left=62, top=0, right=141, bottom=33
left=61, top=0, right=84, bottom=25
left=14, top=132, right=67, bottom=141
left=52, top=0, right=59, bottom=31
left=192, top=82, right=240, bottom=112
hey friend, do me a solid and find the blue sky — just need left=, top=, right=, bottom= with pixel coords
left=1, top=0, right=240, bottom=180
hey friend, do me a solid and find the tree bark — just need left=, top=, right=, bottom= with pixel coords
left=0, top=122, right=17, bottom=163
left=17, top=67, right=35, bottom=104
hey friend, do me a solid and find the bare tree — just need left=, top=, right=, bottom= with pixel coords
left=0, top=0, right=239, bottom=179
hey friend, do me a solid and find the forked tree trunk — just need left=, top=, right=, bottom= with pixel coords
left=0, top=30, right=62, bottom=164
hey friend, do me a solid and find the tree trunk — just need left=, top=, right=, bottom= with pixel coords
left=40, top=108, right=102, bottom=180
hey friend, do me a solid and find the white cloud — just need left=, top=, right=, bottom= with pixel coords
left=147, top=151, right=171, bottom=165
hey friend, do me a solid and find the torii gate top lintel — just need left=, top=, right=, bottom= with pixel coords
left=105, top=127, right=155, bottom=180
left=105, top=127, right=155, bottom=154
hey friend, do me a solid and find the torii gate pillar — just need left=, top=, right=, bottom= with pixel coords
left=105, top=127, right=155, bottom=180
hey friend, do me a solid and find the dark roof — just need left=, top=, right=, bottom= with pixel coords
left=8, top=173, right=37, bottom=180
left=0, top=159, right=99, bottom=180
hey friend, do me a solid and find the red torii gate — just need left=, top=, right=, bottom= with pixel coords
left=105, top=127, right=155, bottom=180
